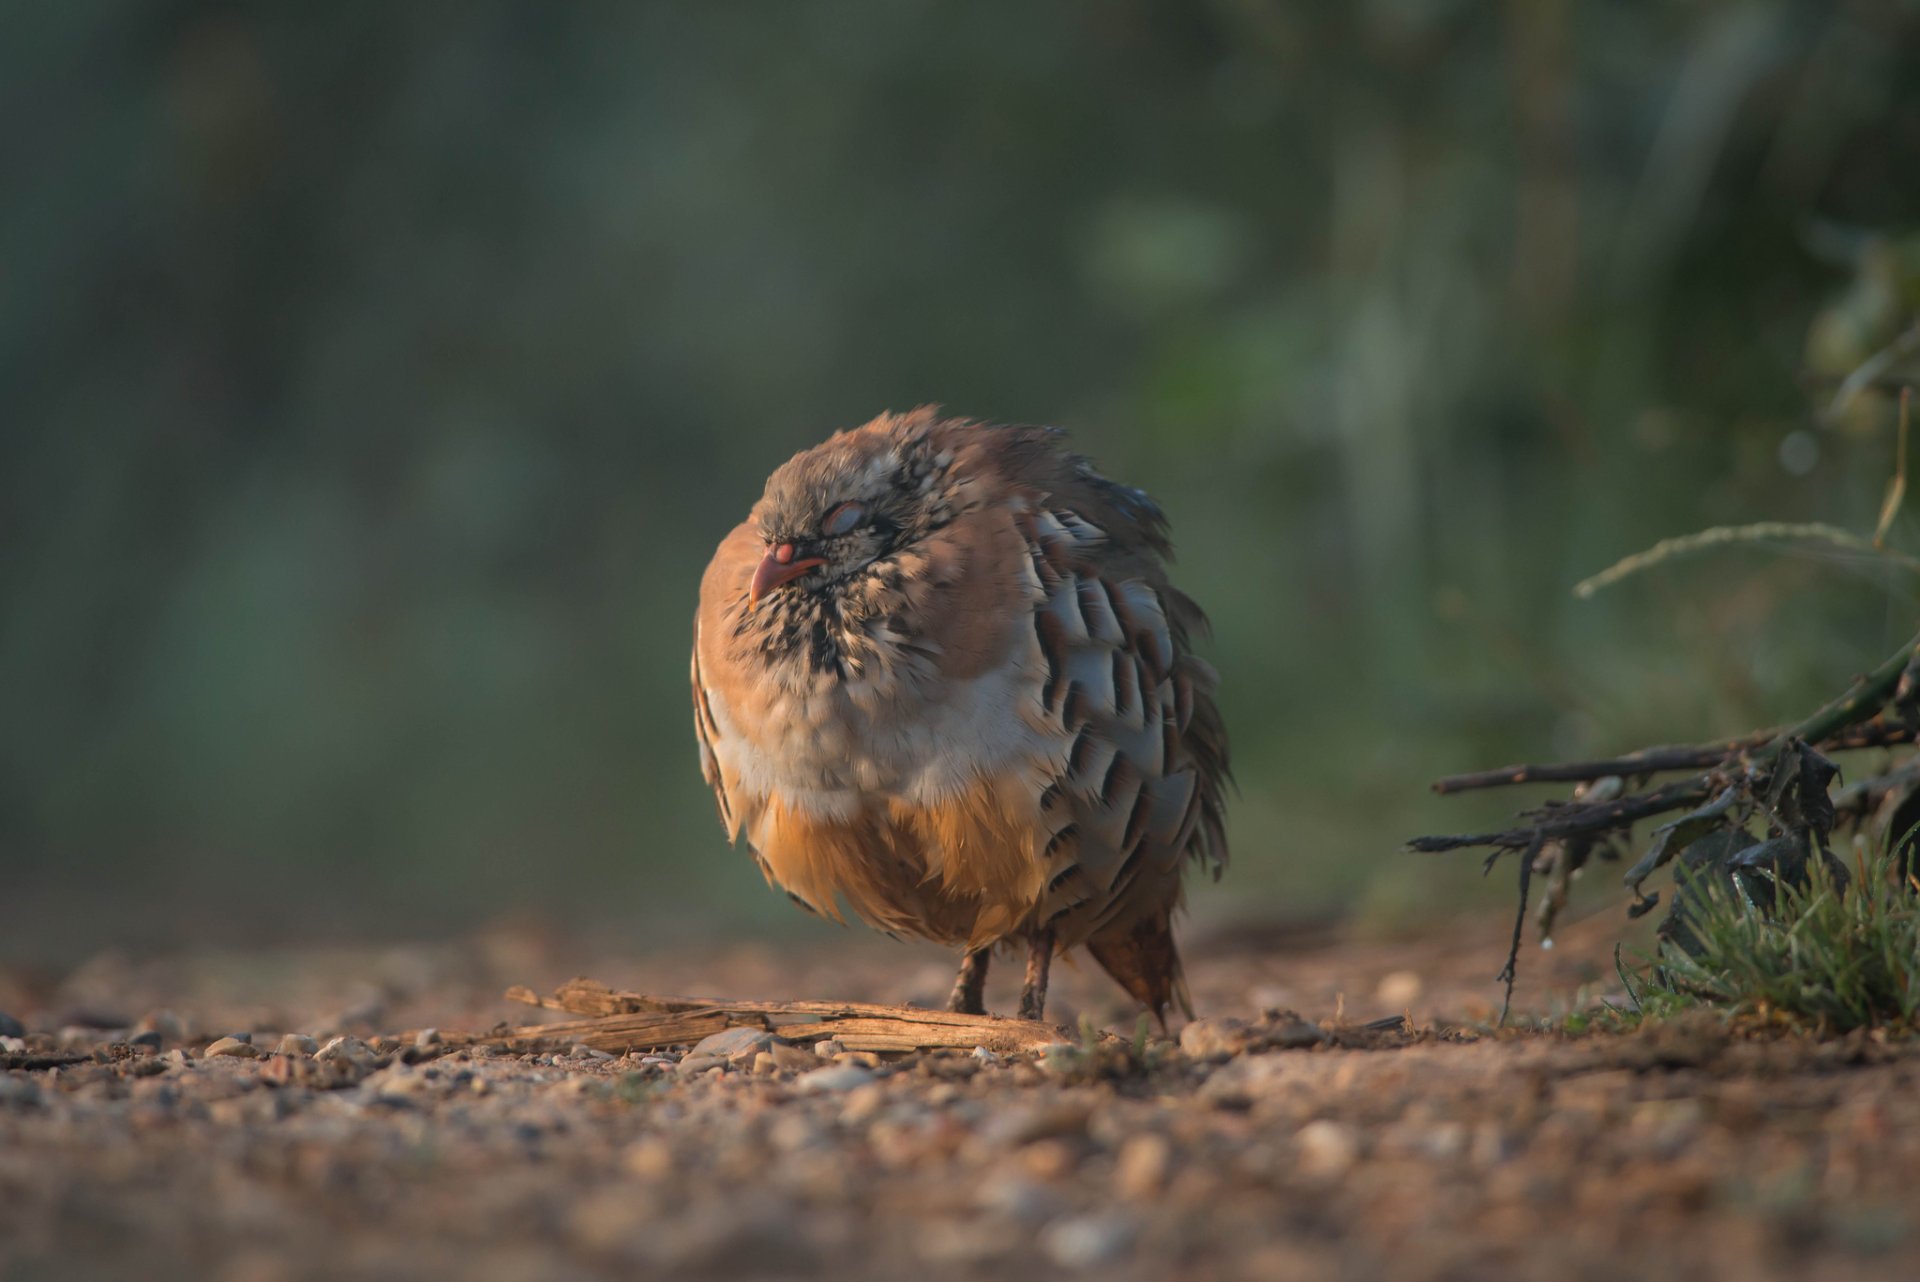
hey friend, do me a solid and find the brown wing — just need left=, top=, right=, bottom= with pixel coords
left=1011, top=500, right=1229, bottom=943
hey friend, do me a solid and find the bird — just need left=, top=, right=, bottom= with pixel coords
left=690, top=408, right=1228, bottom=1024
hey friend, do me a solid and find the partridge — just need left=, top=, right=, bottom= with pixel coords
left=690, top=408, right=1228, bottom=1023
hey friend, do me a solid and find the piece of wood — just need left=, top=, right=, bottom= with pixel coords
left=485, top=979, right=1066, bottom=1055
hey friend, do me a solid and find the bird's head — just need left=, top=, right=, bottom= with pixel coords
left=747, top=424, right=947, bottom=608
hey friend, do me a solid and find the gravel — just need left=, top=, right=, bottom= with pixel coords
left=2, top=920, right=1916, bottom=1282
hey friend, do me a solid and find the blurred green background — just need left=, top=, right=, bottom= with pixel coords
left=7, top=2, right=1920, bottom=963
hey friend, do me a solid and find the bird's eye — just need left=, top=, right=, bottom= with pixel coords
left=821, top=500, right=867, bottom=537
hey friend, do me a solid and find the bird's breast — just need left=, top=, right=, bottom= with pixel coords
left=701, top=638, right=1062, bottom=819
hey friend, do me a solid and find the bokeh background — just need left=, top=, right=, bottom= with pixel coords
left=7, top=2, right=1920, bottom=964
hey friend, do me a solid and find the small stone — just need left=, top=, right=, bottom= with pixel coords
left=372, top=1066, right=435, bottom=1099
left=972, top=1046, right=1001, bottom=1064
left=838, top=1082, right=888, bottom=1124
left=414, top=1028, right=443, bottom=1049
left=1114, top=1133, right=1173, bottom=1200
left=751, top=1052, right=778, bottom=1076
left=1020, top=1139, right=1080, bottom=1180
left=1375, top=970, right=1423, bottom=1008
left=0, top=1012, right=24, bottom=1039
left=1180, top=1017, right=1250, bottom=1060
left=277, top=1034, right=319, bottom=1057
left=769, top=1042, right=817, bottom=1072
left=1040, top=1212, right=1135, bottom=1269
left=795, top=1064, right=875, bottom=1094
left=1421, top=1122, right=1468, bottom=1161
left=314, top=1036, right=376, bottom=1069
left=974, top=1175, right=1062, bottom=1225
left=1270, top=1018, right=1326, bottom=1050
left=814, top=1039, right=846, bottom=1058
left=257, top=1055, right=301, bottom=1087
left=832, top=1050, right=883, bottom=1069
left=622, top=1137, right=675, bottom=1180
left=0, top=1076, right=44, bottom=1108
left=689, top=1027, right=775, bottom=1063
left=0, top=1037, right=25, bottom=1055
left=128, top=1030, right=163, bottom=1051
left=134, top=1010, right=187, bottom=1042
left=204, top=1037, right=260, bottom=1059
left=676, top=1054, right=725, bottom=1077
left=982, top=1102, right=1092, bottom=1147
left=1295, top=1119, right=1360, bottom=1178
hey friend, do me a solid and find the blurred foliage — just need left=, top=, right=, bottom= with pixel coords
left=5, top=1, right=1920, bottom=959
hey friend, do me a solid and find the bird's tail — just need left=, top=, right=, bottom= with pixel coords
left=1086, top=909, right=1192, bottom=1031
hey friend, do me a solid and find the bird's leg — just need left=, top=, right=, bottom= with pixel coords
left=1018, top=927, right=1055, bottom=1022
left=947, top=947, right=990, bottom=1015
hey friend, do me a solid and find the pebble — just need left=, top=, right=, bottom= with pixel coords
left=315, top=1036, right=376, bottom=1069
left=1376, top=970, right=1424, bottom=1007
left=1180, top=1017, right=1250, bottom=1061
left=277, top=1034, right=319, bottom=1057
left=982, top=1101, right=1092, bottom=1147
left=0, top=1037, right=24, bottom=1055
left=371, top=1067, right=435, bottom=1099
left=689, top=1027, right=775, bottom=1063
left=414, top=1029, right=442, bottom=1049
left=975, top=1175, right=1063, bottom=1225
left=1020, top=1139, right=1081, bottom=1180
left=1295, top=1119, right=1360, bottom=1178
left=1114, top=1133, right=1173, bottom=1199
left=837, top=1082, right=888, bottom=1124
left=128, top=1030, right=163, bottom=1051
left=1040, top=1212, right=1136, bottom=1269
left=204, top=1037, right=259, bottom=1059
left=972, top=1047, right=1001, bottom=1065
left=751, top=1052, right=779, bottom=1076
left=0, top=1076, right=43, bottom=1108
left=813, top=1039, right=846, bottom=1058
left=768, top=1042, right=816, bottom=1072
left=622, top=1137, right=675, bottom=1180
left=1271, top=1018, right=1326, bottom=1050
left=676, top=1054, right=726, bottom=1077
left=0, top=1011, right=24, bottom=1039
left=134, top=1010, right=187, bottom=1042
left=795, top=1064, right=875, bottom=1094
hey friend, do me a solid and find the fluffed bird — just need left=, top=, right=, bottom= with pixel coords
left=690, top=408, right=1228, bottom=1023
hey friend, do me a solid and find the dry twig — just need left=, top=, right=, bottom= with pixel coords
left=437, top=979, right=1067, bottom=1055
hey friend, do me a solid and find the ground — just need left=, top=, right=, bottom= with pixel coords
left=1, top=905, right=1914, bottom=1282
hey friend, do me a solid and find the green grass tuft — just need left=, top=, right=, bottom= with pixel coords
left=1634, top=841, right=1920, bottom=1032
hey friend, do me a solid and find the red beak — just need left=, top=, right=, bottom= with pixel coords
left=750, top=543, right=826, bottom=607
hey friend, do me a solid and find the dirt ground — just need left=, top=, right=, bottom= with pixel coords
left=1, top=905, right=1914, bottom=1282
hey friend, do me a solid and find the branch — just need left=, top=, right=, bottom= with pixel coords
left=1410, top=777, right=1718, bottom=854
left=474, top=979, right=1066, bottom=1055
left=1431, top=717, right=1918, bottom=796
left=1431, top=732, right=1770, bottom=794
left=1772, top=631, right=1920, bottom=748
